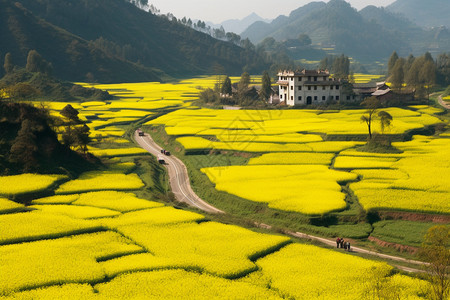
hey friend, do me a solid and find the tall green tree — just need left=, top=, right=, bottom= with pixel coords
left=60, top=104, right=90, bottom=153
left=260, top=71, right=272, bottom=101
left=420, top=60, right=437, bottom=102
left=9, top=120, right=39, bottom=172
left=388, top=51, right=399, bottom=76
left=221, top=76, right=232, bottom=96
left=390, top=58, right=405, bottom=91
left=404, top=54, right=415, bottom=76
left=419, top=225, right=450, bottom=300
left=26, top=50, right=53, bottom=75
left=3, top=53, right=14, bottom=74
left=437, top=53, right=450, bottom=85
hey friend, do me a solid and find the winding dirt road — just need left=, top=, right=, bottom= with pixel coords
left=135, top=131, right=224, bottom=214
left=438, top=95, right=450, bottom=109
left=135, top=130, right=426, bottom=273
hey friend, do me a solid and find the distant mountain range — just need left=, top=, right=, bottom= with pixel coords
left=241, top=0, right=450, bottom=62
left=220, top=13, right=271, bottom=35
left=0, top=0, right=266, bottom=83
left=387, top=0, right=450, bottom=29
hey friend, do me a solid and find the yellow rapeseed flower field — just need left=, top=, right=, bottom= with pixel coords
left=334, top=156, right=398, bottom=169
left=88, top=147, right=148, bottom=157
left=115, top=222, right=290, bottom=278
left=55, top=171, right=145, bottom=194
left=249, top=152, right=334, bottom=165
left=29, top=204, right=121, bottom=219
left=31, top=194, right=80, bottom=205
left=253, top=243, right=427, bottom=299
left=202, top=165, right=357, bottom=214
left=0, top=198, right=25, bottom=214
left=0, top=231, right=142, bottom=296
left=0, top=211, right=102, bottom=245
left=95, top=270, right=282, bottom=299
left=101, top=206, right=205, bottom=229
left=72, top=191, right=164, bottom=213
left=0, top=174, right=67, bottom=197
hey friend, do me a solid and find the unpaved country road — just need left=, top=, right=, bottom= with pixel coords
left=135, top=130, right=426, bottom=273
left=438, top=95, right=450, bottom=109
left=135, top=131, right=224, bottom=214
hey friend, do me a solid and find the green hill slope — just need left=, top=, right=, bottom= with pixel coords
left=387, top=0, right=450, bottom=28
left=1, top=0, right=266, bottom=82
left=0, top=0, right=162, bottom=83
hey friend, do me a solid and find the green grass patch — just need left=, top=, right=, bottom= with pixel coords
left=371, top=220, right=448, bottom=248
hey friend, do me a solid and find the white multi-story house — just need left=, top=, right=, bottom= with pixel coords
left=277, top=70, right=342, bottom=106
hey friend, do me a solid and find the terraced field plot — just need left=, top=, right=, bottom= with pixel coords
left=2, top=78, right=443, bottom=298
left=148, top=104, right=448, bottom=215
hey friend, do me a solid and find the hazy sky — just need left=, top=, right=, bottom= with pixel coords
left=149, top=0, right=397, bottom=23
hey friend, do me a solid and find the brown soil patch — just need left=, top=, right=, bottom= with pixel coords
left=368, top=236, right=419, bottom=255
left=378, top=211, right=450, bottom=223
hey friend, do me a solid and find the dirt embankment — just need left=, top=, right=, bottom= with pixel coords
left=378, top=211, right=450, bottom=223
left=368, top=236, right=420, bottom=255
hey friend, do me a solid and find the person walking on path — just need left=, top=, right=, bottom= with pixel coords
left=336, top=237, right=341, bottom=248
left=340, top=238, right=345, bottom=249
left=346, top=241, right=351, bottom=252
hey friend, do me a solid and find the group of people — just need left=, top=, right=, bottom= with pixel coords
left=336, top=237, right=351, bottom=251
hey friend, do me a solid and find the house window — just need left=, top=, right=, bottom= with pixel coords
left=308, top=76, right=311, bottom=81
left=298, top=86, right=302, bottom=91
left=322, top=96, right=326, bottom=101
left=291, top=77, right=294, bottom=81
left=347, top=96, right=350, bottom=100
left=280, top=95, right=283, bottom=99
left=336, top=96, right=340, bottom=100
left=291, top=96, right=294, bottom=100
left=314, top=96, right=318, bottom=101
left=291, top=86, right=293, bottom=90
left=298, top=96, right=302, bottom=101
left=323, top=86, right=326, bottom=90
left=314, top=86, right=317, bottom=90
left=336, top=85, right=340, bottom=90
left=323, top=76, right=327, bottom=81
left=308, top=86, right=312, bottom=91
left=299, top=77, right=302, bottom=81
left=314, top=76, right=318, bottom=81
left=331, top=86, right=333, bottom=90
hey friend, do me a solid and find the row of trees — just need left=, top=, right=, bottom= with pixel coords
left=3, top=50, right=53, bottom=77
left=388, top=51, right=450, bottom=100
left=319, top=54, right=351, bottom=80
left=199, top=71, right=272, bottom=106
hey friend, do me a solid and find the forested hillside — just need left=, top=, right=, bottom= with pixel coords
left=0, top=0, right=267, bottom=83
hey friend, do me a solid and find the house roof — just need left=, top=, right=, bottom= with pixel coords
left=372, top=89, right=391, bottom=96
left=278, top=69, right=330, bottom=77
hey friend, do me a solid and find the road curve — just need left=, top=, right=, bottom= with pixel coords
left=135, top=130, right=426, bottom=272
left=438, top=95, right=450, bottom=109
left=135, top=131, right=224, bottom=214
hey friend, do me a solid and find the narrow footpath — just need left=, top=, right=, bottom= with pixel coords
left=135, top=130, right=426, bottom=273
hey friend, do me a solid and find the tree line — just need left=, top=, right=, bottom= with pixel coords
left=388, top=51, right=450, bottom=100
left=199, top=71, right=272, bottom=107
